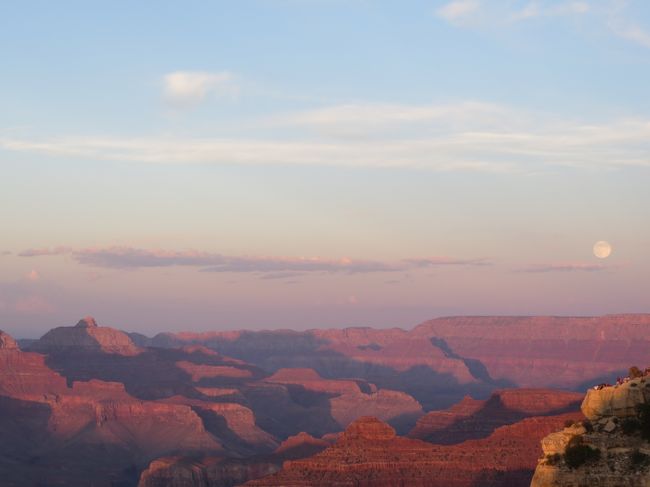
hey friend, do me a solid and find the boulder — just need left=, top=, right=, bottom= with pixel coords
left=581, top=379, right=650, bottom=420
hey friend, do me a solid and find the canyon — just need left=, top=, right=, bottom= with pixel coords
left=0, top=313, right=648, bottom=486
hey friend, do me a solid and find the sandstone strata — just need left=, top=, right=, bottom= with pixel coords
left=137, top=432, right=331, bottom=487
left=245, top=414, right=582, bottom=487
left=531, top=376, right=650, bottom=487
left=0, top=330, right=19, bottom=350
left=410, top=389, right=583, bottom=443
left=29, top=316, right=141, bottom=355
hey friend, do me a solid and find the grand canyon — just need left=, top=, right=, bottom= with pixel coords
left=4, top=1, right=650, bottom=485
left=2, top=314, right=649, bottom=486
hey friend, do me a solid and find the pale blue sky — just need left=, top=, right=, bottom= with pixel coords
left=1, top=1, right=649, bottom=336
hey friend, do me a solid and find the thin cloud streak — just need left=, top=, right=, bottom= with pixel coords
left=403, top=257, right=493, bottom=267
left=20, top=246, right=400, bottom=273
left=518, top=262, right=607, bottom=273
left=19, top=247, right=72, bottom=257
left=17, top=246, right=491, bottom=275
left=2, top=106, right=650, bottom=172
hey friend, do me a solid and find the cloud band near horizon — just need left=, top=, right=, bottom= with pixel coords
left=17, top=246, right=493, bottom=274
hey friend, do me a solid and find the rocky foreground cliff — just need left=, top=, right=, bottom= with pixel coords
left=531, top=373, right=650, bottom=487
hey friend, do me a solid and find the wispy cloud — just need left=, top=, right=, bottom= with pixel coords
left=19, top=246, right=71, bottom=257
left=436, top=0, right=590, bottom=26
left=163, top=71, right=239, bottom=107
left=18, top=246, right=490, bottom=275
left=609, top=21, right=650, bottom=49
left=510, top=1, right=590, bottom=21
left=518, top=262, right=607, bottom=273
left=436, top=0, right=650, bottom=51
left=20, top=246, right=399, bottom=273
left=2, top=103, right=650, bottom=172
left=436, top=0, right=481, bottom=25
left=404, top=257, right=493, bottom=267
left=259, top=272, right=305, bottom=280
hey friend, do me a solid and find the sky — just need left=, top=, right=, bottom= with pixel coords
left=1, top=0, right=649, bottom=337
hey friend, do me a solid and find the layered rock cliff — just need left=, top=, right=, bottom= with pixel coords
left=148, top=314, right=650, bottom=409
left=531, top=375, right=650, bottom=486
left=29, top=316, right=141, bottom=355
left=137, top=432, right=332, bottom=487
left=413, top=315, right=650, bottom=389
left=245, top=413, right=583, bottom=487
left=410, top=388, right=583, bottom=444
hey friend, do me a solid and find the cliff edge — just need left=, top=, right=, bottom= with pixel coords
left=531, top=372, right=650, bottom=487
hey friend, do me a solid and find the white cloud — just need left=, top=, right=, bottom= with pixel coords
left=437, top=0, right=650, bottom=51
left=163, top=71, right=238, bottom=106
left=436, top=0, right=481, bottom=24
left=609, top=22, right=650, bottom=48
left=437, top=1, right=591, bottom=26
left=2, top=101, right=650, bottom=172
left=271, top=101, right=520, bottom=137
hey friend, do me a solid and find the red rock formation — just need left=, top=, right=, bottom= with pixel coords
left=412, top=314, right=650, bottom=388
left=175, top=361, right=253, bottom=381
left=156, top=314, right=650, bottom=399
left=138, top=432, right=332, bottom=487
left=0, top=335, right=225, bottom=486
left=330, top=389, right=423, bottom=431
left=409, top=389, right=583, bottom=443
left=261, top=367, right=423, bottom=433
left=266, top=368, right=363, bottom=395
left=0, top=330, right=19, bottom=350
left=158, top=395, right=278, bottom=453
left=29, top=316, right=141, bottom=355
left=245, top=413, right=584, bottom=487
left=274, top=431, right=331, bottom=454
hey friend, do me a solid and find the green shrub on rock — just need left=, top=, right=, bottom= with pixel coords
left=637, top=404, right=650, bottom=441
left=621, top=418, right=641, bottom=435
left=631, top=449, right=649, bottom=468
left=564, top=440, right=601, bottom=469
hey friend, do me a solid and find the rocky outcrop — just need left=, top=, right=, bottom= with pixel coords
left=157, top=395, right=278, bottom=453
left=413, top=315, right=650, bottom=389
left=0, top=330, right=19, bottom=350
left=531, top=376, right=650, bottom=486
left=137, top=456, right=280, bottom=487
left=148, top=314, right=650, bottom=410
left=29, top=316, right=140, bottom=355
left=582, top=378, right=650, bottom=420
left=138, top=432, right=332, bottom=487
left=330, top=389, right=423, bottom=432
left=245, top=414, right=581, bottom=487
left=264, top=367, right=423, bottom=432
left=410, top=389, right=583, bottom=444
left=175, top=361, right=253, bottom=381
left=266, top=368, right=365, bottom=395
left=0, top=345, right=226, bottom=486
left=149, top=326, right=482, bottom=409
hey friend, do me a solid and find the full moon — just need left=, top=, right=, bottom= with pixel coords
left=593, top=241, right=612, bottom=259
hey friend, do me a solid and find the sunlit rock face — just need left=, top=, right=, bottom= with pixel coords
left=409, top=388, right=583, bottom=444
left=137, top=432, right=332, bottom=487
left=245, top=414, right=582, bottom=487
left=29, top=316, right=141, bottom=355
left=413, top=314, right=650, bottom=389
left=581, top=378, right=650, bottom=420
left=0, top=330, right=19, bottom=350
left=531, top=378, right=650, bottom=487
